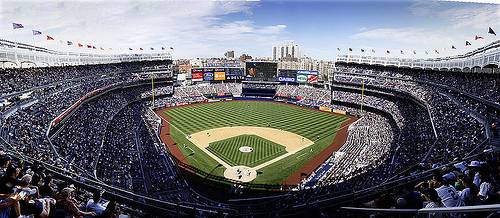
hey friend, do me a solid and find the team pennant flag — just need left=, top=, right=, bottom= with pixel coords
left=348, top=48, right=352, bottom=51
left=371, top=49, right=375, bottom=53
left=337, top=48, right=340, bottom=51
left=434, top=49, right=439, bottom=54
left=100, top=47, right=104, bottom=50
left=150, top=47, right=154, bottom=50
left=413, top=51, right=416, bottom=54
left=140, top=48, right=143, bottom=50
left=32, top=30, right=42, bottom=35
left=92, top=46, right=96, bottom=49
left=400, top=50, right=404, bottom=54
left=129, top=48, right=133, bottom=50
left=46, top=35, right=54, bottom=40
left=78, top=43, right=83, bottom=47
left=161, top=47, right=165, bottom=50
left=425, top=51, right=429, bottom=55
left=170, top=47, right=173, bottom=50
left=465, top=41, right=471, bottom=46
left=87, top=45, right=92, bottom=48
left=12, top=23, right=24, bottom=29
left=386, top=50, right=390, bottom=54
left=475, top=35, right=483, bottom=40
left=451, top=45, right=456, bottom=49
left=67, top=41, right=73, bottom=46
left=488, top=27, right=496, bottom=36
left=360, top=49, right=364, bottom=52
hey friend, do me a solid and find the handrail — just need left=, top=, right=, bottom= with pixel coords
left=340, top=203, right=500, bottom=214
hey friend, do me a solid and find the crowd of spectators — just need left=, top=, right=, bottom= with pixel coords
left=360, top=152, right=499, bottom=214
left=0, top=61, right=498, bottom=215
left=0, top=151, right=120, bottom=217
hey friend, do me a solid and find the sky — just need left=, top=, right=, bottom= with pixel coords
left=0, top=0, right=499, bottom=60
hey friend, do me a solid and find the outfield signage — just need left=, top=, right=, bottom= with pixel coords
left=214, top=71, right=225, bottom=80
left=307, top=75, right=318, bottom=84
left=277, top=76, right=296, bottom=83
left=297, top=70, right=319, bottom=75
left=203, top=71, right=214, bottom=81
left=296, top=74, right=307, bottom=83
left=191, top=68, right=203, bottom=81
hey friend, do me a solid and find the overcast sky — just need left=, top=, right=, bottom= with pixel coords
left=0, top=0, right=499, bottom=60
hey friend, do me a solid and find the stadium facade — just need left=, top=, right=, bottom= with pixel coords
left=335, top=40, right=500, bottom=73
left=0, top=39, right=171, bottom=68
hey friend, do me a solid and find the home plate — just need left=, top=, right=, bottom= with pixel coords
left=224, top=166, right=257, bottom=183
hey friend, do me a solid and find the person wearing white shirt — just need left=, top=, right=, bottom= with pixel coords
left=435, top=173, right=464, bottom=208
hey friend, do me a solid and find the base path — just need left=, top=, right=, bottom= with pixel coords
left=283, top=117, right=358, bottom=185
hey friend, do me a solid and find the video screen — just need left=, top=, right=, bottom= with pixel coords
left=245, top=62, right=277, bottom=81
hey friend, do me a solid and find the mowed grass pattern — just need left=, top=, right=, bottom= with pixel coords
left=165, top=101, right=349, bottom=184
left=207, top=135, right=287, bottom=167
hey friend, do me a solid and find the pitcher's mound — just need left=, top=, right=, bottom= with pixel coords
left=224, top=166, right=257, bottom=183
left=239, top=146, right=253, bottom=153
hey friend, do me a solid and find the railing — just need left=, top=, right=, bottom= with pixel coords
left=340, top=204, right=500, bottom=217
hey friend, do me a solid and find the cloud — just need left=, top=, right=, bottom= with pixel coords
left=351, top=28, right=454, bottom=46
left=0, top=0, right=286, bottom=58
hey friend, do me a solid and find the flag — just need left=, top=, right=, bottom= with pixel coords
left=434, top=49, right=439, bottom=54
left=78, top=43, right=83, bottom=47
left=348, top=48, right=352, bottom=51
left=451, top=45, right=456, bottom=49
left=12, top=23, right=24, bottom=29
left=371, top=49, right=375, bottom=53
left=161, top=47, right=165, bottom=50
left=488, top=27, right=496, bottom=36
left=386, top=50, right=390, bottom=54
left=150, top=47, right=154, bottom=50
left=413, top=51, right=416, bottom=54
left=67, top=41, right=73, bottom=46
left=87, top=45, right=92, bottom=48
left=475, top=35, right=484, bottom=40
left=129, top=48, right=133, bottom=50
left=400, top=50, right=404, bottom=54
left=140, top=48, right=143, bottom=50
left=465, top=41, right=471, bottom=46
left=100, top=47, right=104, bottom=50
left=360, top=49, right=364, bottom=52
left=92, top=46, right=96, bottom=49
left=425, top=51, right=429, bottom=55
left=46, top=35, right=54, bottom=40
left=32, top=30, right=42, bottom=35
left=337, top=48, right=340, bottom=51
left=170, top=47, right=173, bottom=49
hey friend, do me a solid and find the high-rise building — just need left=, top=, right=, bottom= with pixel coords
left=224, top=50, right=235, bottom=59
left=272, top=41, right=302, bottom=61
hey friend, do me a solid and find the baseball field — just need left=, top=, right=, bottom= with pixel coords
left=159, top=101, right=351, bottom=185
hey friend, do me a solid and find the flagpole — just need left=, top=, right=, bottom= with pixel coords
left=151, top=72, right=155, bottom=106
left=11, top=27, right=19, bottom=68
left=360, top=78, right=365, bottom=113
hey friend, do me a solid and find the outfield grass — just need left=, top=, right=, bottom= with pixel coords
left=207, top=134, right=287, bottom=167
left=164, top=101, right=349, bottom=184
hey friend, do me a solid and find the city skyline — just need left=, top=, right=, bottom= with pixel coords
left=0, top=0, right=499, bottom=60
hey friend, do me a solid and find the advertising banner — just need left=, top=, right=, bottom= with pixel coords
left=332, top=109, right=347, bottom=115
left=277, top=76, right=296, bottom=83
left=191, top=69, right=203, bottom=81
left=307, top=75, right=318, bottom=84
left=297, top=70, right=319, bottom=75
left=203, top=71, right=214, bottom=81
left=319, top=106, right=332, bottom=112
left=297, top=74, right=307, bottom=83
left=214, top=71, right=226, bottom=80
